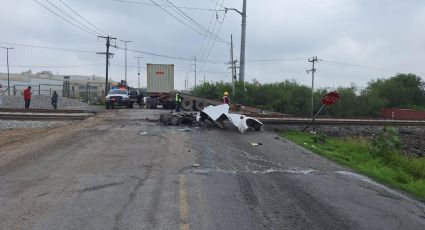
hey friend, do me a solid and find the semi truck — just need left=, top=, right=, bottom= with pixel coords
left=145, top=63, right=224, bottom=111
left=145, top=63, right=266, bottom=113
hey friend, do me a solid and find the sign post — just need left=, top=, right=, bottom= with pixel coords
left=302, top=91, right=340, bottom=132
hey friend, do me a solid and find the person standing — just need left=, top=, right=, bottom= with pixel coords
left=175, top=91, right=182, bottom=112
left=137, top=90, right=144, bottom=108
left=223, top=91, right=230, bottom=105
left=51, top=91, right=58, bottom=109
left=23, top=86, right=32, bottom=109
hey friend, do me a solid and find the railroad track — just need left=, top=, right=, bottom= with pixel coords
left=0, top=108, right=98, bottom=114
left=0, top=111, right=95, bottom=120
left=255, top=117, right=425, bottom=126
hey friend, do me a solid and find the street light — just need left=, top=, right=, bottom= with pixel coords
left=135, top=56, right=143, bottom=89
left=120, top=40, right=132, bottom=85
left=1, top=46, right=14, bottom=96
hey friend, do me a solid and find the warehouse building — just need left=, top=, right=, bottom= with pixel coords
left=0, top=70, right=112, bottom=104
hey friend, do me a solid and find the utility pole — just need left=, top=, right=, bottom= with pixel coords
left=120, top=40, right=132, bottom=85
left=225, top=0, right=247, bottom=83
left=135, top=56, right=143, bottom=89
left=239, top=0, right=247, bottom=83
left=229, top=34, right=237, bottom=96
left=98, top=36, right=117, bottom=96
left=1, top=46, right=13, bottom=96
left=193, top=56, right=197, bottom=89
left=307, top=56, right=319, bottom=116
left=186, top=73, right=189, bottom=90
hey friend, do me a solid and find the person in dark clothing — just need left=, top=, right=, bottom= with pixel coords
left=23, top=86, right=32, bottom=109
left=137, top=91, right=144, bottom=108
left=175, top=91, right=182, bottom=112
left=51, top=91, right=58, bottom=109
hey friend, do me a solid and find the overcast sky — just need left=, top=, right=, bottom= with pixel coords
left=0, top=0, right=424, bottom=90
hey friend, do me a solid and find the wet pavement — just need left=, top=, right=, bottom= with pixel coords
left=0, top=109, right=424, bottom=229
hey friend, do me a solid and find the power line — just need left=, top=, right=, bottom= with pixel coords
left=162, top=0, right=227, bottom=43
left=44, top=0, right=101, bottom=36
left=0, top=64, right=144, bottom=69
left=198, top=8, right=227, bottom=72
left=247, top=57, right=308, bottom=62
left=198, top=0, right=225, bottom=68
left=32, top=0, right=98, bottom=36
left=118, top=46, right=226, bottom=64
left=0, top=41, right=97, bottom=53
left=322, top=59, right=425, bottom=75
left=0, top=41, right=227, bottom=64
left=114, top=0, right=225, bottom=11
left=148, top=0, right=227, bottom=44
left=58, top=0, right=109, bottom=36
left=196, top=0, right=220, bottom=58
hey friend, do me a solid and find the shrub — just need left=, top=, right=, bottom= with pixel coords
left=370, top=126, right=401, bottom=158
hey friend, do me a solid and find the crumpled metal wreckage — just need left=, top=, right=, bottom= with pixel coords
left=197, top=104, right=263, bottom=134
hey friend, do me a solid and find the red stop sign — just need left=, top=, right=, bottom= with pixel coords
left=322, top=91, right=340, bottom=106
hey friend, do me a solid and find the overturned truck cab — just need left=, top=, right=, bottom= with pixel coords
left=197, top=104, right=263, bottom=134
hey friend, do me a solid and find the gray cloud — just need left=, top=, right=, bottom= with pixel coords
left=0, top=0, right=424, bottom=90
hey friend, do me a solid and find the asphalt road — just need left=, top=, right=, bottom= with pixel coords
left=0, top=109, right=424, bottom=230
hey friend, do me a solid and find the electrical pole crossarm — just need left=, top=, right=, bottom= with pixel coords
left=224, top=7, right=244, bottom=15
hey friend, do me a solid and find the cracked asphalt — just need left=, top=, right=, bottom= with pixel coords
left=0, top=109, right=424, bottom=230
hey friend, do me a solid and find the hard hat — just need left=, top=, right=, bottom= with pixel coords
left=224, top=91, right=229, bottom=96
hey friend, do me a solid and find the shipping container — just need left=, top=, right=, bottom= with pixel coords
left=146, top=64, right=174, bottom=93
left=380, top=108, right=425, bottom=120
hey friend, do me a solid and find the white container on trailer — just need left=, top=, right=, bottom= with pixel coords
left=146, top=64, right=174, bottom=93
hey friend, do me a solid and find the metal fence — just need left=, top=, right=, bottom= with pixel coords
left=63, top=81, right=110, bottom=104
left=13, top=84, right=63, bottom=97
left=13, top=82, right=110, bottom=105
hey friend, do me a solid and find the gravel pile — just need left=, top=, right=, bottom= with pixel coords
left=0, top=95, right=95, bottom=109
left=0, top=120, right=66, bottom=131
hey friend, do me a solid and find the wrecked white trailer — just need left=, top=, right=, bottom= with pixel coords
left=197, top=104, right=263, bottom=134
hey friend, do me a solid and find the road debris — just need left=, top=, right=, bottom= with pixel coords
left=197, top=104, right=263, bottom=134
left=159, top=112, right=200, bottom=126
left=155, top=104, right=263, bottom=134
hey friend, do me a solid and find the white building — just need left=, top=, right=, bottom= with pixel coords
left=0, top=70, right=108, bottom=102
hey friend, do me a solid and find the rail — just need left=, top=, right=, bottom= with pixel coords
left=0, top=111, right=95, bottom=120
left=255, top=117, right=425, bottom=126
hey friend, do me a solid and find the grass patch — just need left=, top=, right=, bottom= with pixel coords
left=282, top=130, right=425, bottom=201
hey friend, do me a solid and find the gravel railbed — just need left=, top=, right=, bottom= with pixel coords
left=0, top=95, right=97, bottom=110
left=0, top=120, right=67, bottom=131
left=272, top=125, right=425, bottom=158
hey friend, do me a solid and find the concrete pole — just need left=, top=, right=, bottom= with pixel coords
left=230, top=35, right=235, bottom=96
left=121, top=40, right=132, bottom=85
left=186, top=73, right=189, bottom=90
left=239, top=0, right=247, bottom=83
left=194, top=56, right=197, bottom=89
left=135, top=56, right=143, bottom=89
left=1, top=47, right=13, bottom=96
left=307, top=56, right=318, bottom=116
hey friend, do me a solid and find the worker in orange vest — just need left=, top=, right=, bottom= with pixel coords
left=223, top=91, right=230, bottom=105
left=23, top=86, right=32, bottom=109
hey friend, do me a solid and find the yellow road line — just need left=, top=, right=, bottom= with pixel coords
left=179, top=174, right=190, bottom=230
